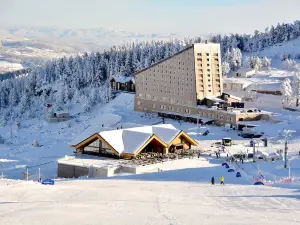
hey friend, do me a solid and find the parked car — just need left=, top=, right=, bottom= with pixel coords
left=240, top=132, right=264, bottom=139
left=41, top=179, right=55, bottom=185
left=240, top=133, right=255, bottom=138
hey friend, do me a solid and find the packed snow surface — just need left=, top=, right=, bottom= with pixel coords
left=0, top=159, right=300, bottom=225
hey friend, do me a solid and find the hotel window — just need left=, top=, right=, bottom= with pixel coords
left=207, top=64, right=210, bottom=66
left=206, top=53, right=209, bottom=56
left=153, top=104, right=156, bottom=108
left=197, top=53, right=202, bottom=56
left=209, top=90, right=212, bottom=92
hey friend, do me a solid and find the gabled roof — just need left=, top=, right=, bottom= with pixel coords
left=72, top=124, right=198, bottom=156
left=127, top=124, right=180, bottom=144
left=72, top=124, right=190, bottom=156
left=99, top=124, right=179, bottom=155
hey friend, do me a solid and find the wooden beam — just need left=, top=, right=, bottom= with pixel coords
left=133, top=135, right=168, bottom=157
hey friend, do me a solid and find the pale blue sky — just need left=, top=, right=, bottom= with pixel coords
left=0, top=0, right=299, bottom=35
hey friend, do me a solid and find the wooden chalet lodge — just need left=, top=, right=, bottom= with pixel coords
left=70, top=124, right=198, bottom=159
left=110, top=77, right=135, bottom=92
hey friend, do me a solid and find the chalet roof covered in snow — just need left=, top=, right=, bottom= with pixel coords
left=71, top=124, right=197, bottom=156
left=99, top=124, right=180, bottom=154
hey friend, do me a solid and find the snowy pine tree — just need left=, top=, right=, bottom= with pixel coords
left=293, top=71, right=300, bottom=107
left=281, top=78, right=293, bottom=106
left=222, top=61, right=230, bottom=76
left=261, top=57, right=272, bottom=70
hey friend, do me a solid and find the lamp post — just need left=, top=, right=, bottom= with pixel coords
left=251, top=139, right=258, bottom=163
left=281, top=129, right=294, bottom=169
left=197, top=106, right=201, bottom=140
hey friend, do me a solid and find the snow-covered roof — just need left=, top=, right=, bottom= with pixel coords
left=100, top=124, right=181, bottom=155
left=72, top=124, right=187, bottom=155
left=68, top=126, right=114, bottom=146
left=205, top=96, right=226, bottom=103
left=101, top=129, right=153, bottom=155
left=111, top=77, right=134, bottom=83
left=235, top=68, right=255, bottom=73
left=228, top=95, right=242, bottom=101
left=223, top=78, right=253, bottom=88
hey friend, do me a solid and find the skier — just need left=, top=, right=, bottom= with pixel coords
left=220, top=176, right=225, bottom=185
left=211, top=176, right=215, bottom=185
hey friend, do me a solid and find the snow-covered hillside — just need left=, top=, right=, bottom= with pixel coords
left=258, top=36, right=300, bottom=60
left=0, top=60, right=23, bottom=73
left=0, top=26, right=179, bottom=73
left=0, top=26, right=178, bottom=45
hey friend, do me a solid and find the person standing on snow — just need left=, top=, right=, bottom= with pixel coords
left=211, top=176, right=215, bottom=185
left=220, top=176, right=225, bottom=185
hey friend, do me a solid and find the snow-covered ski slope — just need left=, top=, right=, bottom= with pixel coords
left=0, top=161, right=300, bottom=225
left=258, top=37, right=300, bottom=59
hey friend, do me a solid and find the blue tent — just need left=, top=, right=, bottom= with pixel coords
left=228, top=169, right=235, bottom=172
left=236, top=172, right=241, bottom=177
left=222, top=163, right=229, bottom=167
left=225, top=165, right=230, bottom=168
left=41, top=179, right=55, bottom=185
left=254, top=181, right=264, bottom=185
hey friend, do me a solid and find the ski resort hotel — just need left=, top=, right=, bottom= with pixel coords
left=134, top=42, right=272, bottom=127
